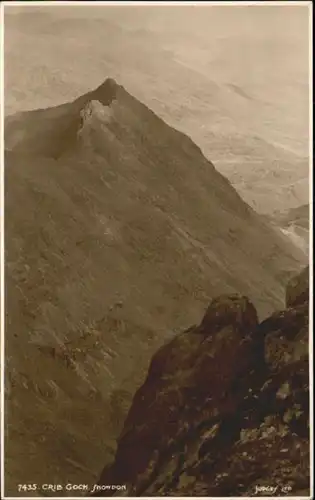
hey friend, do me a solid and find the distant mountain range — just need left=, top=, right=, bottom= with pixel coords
left=4, top=79, right=307, bottom=495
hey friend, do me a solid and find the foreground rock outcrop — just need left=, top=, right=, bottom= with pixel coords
left=93, top=267, right=310, bottom=496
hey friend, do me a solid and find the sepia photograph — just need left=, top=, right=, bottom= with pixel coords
left=1, top=1, right=313, bottom=498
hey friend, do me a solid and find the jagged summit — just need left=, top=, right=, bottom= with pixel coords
left=88, top=77, right=121, bottom=106
left=4, top=77, right=123, bottom=157
left=199, top=294, right=258, bottom=333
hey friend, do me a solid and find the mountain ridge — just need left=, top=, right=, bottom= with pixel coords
left=4, top=78, right=307, bottom=495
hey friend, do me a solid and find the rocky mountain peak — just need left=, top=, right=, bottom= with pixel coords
left=90, top=77, right=121, bottom=106
left=199, top=294, right=258, bottom=334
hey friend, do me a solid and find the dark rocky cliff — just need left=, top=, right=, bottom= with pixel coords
left=93, top=266, right=310, bottom=497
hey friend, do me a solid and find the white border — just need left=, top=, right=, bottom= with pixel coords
left=308, top=1, right=314, bottom=498
left=1, top=0, right=5, bottom=498
left=1, top=1, right=313, bottom=7
left=0, top=1, right=313, bottom=500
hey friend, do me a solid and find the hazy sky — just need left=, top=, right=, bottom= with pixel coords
left=4, top=3, right=311, bottom=158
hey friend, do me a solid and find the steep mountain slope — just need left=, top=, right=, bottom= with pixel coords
left=5, top=6, right=310, bottom=213
left=94, top=267, right=310, bottom=497
left=4, top=79, right=306, bottom=495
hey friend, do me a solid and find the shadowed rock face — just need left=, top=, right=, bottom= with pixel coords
left=93, top=267, right=309, bottom=497
left=286, top=265, right=309, bottom=308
